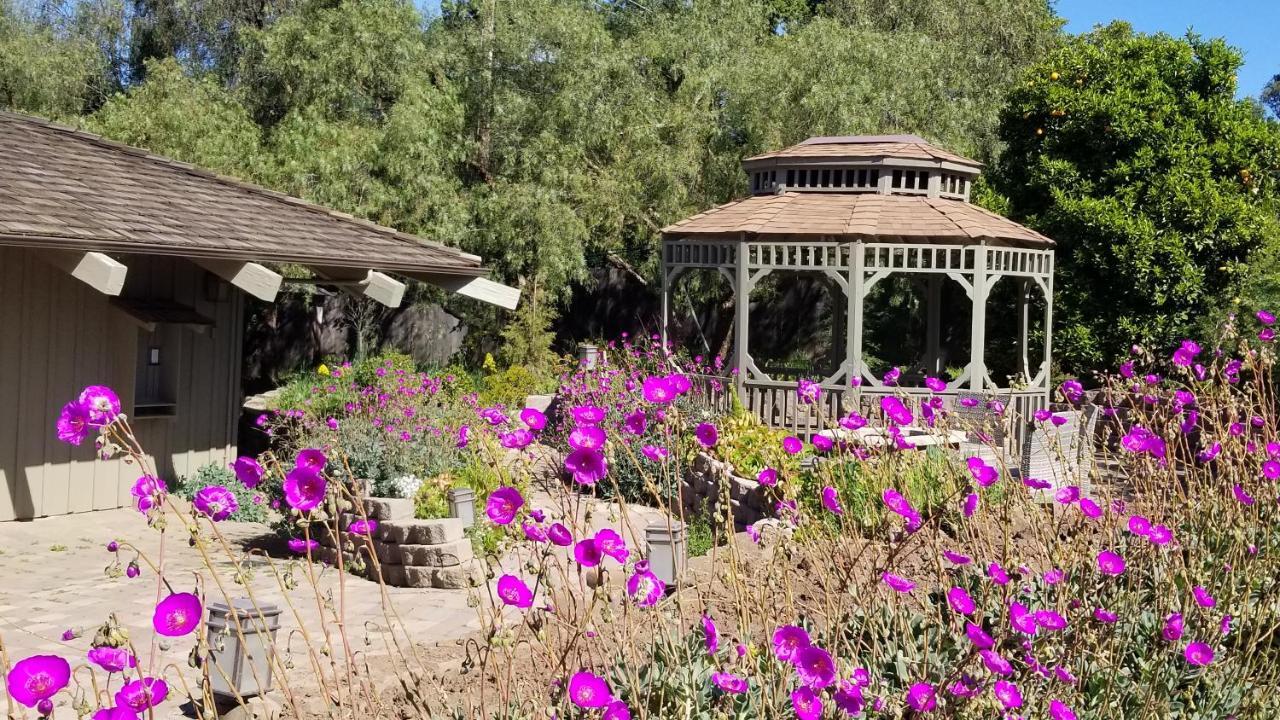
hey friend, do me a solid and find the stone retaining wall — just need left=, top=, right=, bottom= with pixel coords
left=315, top=497, right=483, bottom=589
left=678, top=452, right=770, bottom=528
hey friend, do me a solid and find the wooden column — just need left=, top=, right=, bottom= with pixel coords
left=849, top=241, right=865, bottom=385
left=734, top=236, right=749, bottom=397
left=969, top=244, right=988, bottom=391
left=660, top=248, right=671, bottom=350
left=1017, top=277, right=1031, bottom=382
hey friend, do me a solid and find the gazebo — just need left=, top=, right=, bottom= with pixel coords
left=660, top=135, right=1055, bottom=441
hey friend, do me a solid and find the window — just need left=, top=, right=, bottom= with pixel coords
left=134, top=325, right=182, bottom=418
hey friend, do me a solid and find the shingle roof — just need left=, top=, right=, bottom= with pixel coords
left=0, top=111, right=485, bottom=276
left=662, top=192, right=1052, bottom=248
left=745, top=135, right=981, bottom=169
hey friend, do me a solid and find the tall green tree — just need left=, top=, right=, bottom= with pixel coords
left=992, top=22, right=1280, bottom=371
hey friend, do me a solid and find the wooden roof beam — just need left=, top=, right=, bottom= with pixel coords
left=308, top=267, right=406, bottom=308
left=39, top=250, right=127, bottom=295
left=193, top=259, right=282, bottom=302
left=405, top=272, right=521, bottom=310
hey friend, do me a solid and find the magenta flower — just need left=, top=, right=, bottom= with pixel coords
left=1258, top=310, right=1276, bottom=325
left=594, top=528, right=629, bottom=563
left=702, top=614, right=718, bottom=655
left=1097, top=550, right=1125, bottom=576
left=756, top=467, right=778, bottom=486
left=1233, top=484, right=1256, bottom=505
left=86, top=647, right=135, bottom=674
left=840, top=412, right=868, bottom=430
left=79, top=385, right=121, bottom=425
left=881, top=573, right=915, bottom=593
left=967, top=456, right=998, bottom=487
left=153, top=592, right=202, bottom=637
left=980, top=649, right=1013, bottom=676
left=1128, top=515, right=1151, bottom=535
left=796, top=378, right=822, bottom=405
left=905, top=683, right=937, bottom=712
left=811, top=435, right=834, bottom=453
left=987, top=562, right=1010, bottom=585
left=880, top=396, right=913, bottom=425
left=1185, top=642, right=1215, bottom=666
left=130, top=475, right=167, bottom=513
left=1048, top=699, right=1078, bottom=720
left=1171, top=339, right=1200, bottom=367
left=993, top=679, right=1023, bottom=709
left=641, top=444, right=668, bottom=462
left=695, top=422, right=718, bottom=447
left=771, top=625, right=811, bottom=661
left=564, top=448, right=608, bottom=484
left=193, top=485, right=238, bottom=522
left=791, top=686, right=823, bottom=720
left=574, top=539, right=603, bottom=567
left=1149, top=525, right=1174, bottom=545
left=56, top=400, right=91, bottom=445
left=711, top=672, right=748, bottom=694
left=347, top=518, right=377, bottom=536
left=794, top=645, right=836, bottom=689
left=1035, top=609, right=1068, bottom=631
left=567, top=671, right=611, bottom=708
left=1010, top=601, right=1037, bottom=634
left=1193, top=586, right=1216, bottom=608
left=486, top=486, right=524, bottom=525
left=602, top=700, right=631, bottom=720
left=782, top=436, right=803, bottom=454
left=924, top=376, right=947, bottom=392
left=1163, top=613, right=1185, bottom=642
left=229, top=457, right=264, bottom=489
left=520, top=407, right=546, bottom=430
left=116, top=678, right=168, bottom=712
left=499, top=429, right=534, bottom=449
left=946, top=586, right=976, bottom=615
left=294, top=448, right=326, bottom=472
left=496, top=575, right=534, bottom=609
left=1059, top=379, right=1084, bottom=404
left=287, top=538, right=318, bottom=554
left=943, top=550, right=971, bottom=565
left=456, top=425, right=470, bottom=448
left=962, top=493, right=978, bottom=517
left=283, top=467, right=326, bottom=512
left=1095, top=608, right=1119, bottom=623
left=882, top=488, right=921, bottom=531
left=547, top=523, right=573, bottom=546
left=1079, top=497, right=1103, bottom=519
left=821, top=486, right=843, bottom=515
left=625, top=567, right=665, bottom=606
left=623, top=410, right=647, bottom=435
left=568, top=425, right=606, bottom=451
left=964, top=622, right=994, bottom=649
left=522, top=521, right=547, bottom=542
left=641, top=376, right=676, bottom=404
left=1264, top=460, right=1280, bottom=479
left=572, top=405, right=606, bottom=425
left=6, top=655, right=71, bottom=708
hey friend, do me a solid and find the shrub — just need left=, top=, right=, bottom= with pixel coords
left=172, top=462, right=270, bottom=524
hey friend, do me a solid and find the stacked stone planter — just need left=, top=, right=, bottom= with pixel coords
left=315, top=497, right=483, bottom=589
left=679, top=452, right=771, bottom=528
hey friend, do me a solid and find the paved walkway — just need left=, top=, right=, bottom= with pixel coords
left=0, top=479, right=670, bottom=719
left=0, top=504, right=484, bottom=718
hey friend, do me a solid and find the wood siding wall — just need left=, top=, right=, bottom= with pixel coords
left=0, top=248, right=244, bottom=521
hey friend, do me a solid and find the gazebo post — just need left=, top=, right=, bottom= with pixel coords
left=1017, top=277, right=1031, bottom=381
left=849, top=241, right=866, bottom=386
left=734, top=234, right=749, bottom=398
left=660, top=258, right=671, bottom=350
left=969, top=243, right=988, bottom=391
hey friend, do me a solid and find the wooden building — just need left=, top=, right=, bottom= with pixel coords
left=0, top=111, right=518, bottom=521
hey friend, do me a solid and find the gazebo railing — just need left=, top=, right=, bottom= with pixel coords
left=683, top=375, right=1046, bottom=456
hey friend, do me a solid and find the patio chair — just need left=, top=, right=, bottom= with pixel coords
left=1020, top=408, right=1095, bottom=500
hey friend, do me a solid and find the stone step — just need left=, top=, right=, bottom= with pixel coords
left=356, top=497, right=416, bottom=522
left=399, top=539, right=472, bottom=568
left=375, top=518, right=466, bottom=545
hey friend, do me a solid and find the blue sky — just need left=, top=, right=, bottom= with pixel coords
left=1056, top=0, right=1278, bottom=99
left=418, top=1, right=1277, bottom=99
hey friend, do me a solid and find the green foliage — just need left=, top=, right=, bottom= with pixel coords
left=799, top=448, right=963, bottom=534
left=707, top=403, right=801, bottom=480
left=173, top=462, right=270, bottom=524
left=991, top=23, right=1280, bottom=370
left=89, top=57, right=260, bottom=176
left=0, top=0, right=105, bottom=118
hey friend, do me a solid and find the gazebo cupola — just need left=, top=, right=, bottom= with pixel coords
left=661, top=135, right=1056, bottom=438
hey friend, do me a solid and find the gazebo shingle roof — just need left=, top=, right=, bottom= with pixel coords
left=0, top=111, right=484, bottom=275
left=662, top=192, right=1053, bottom=247
left=744, top=135, right=982, bottom=169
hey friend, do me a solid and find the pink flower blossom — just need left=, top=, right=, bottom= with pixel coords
left=1193, top=586, right=1217, bottom=608
left=1097, top=550, right=1125, bottom=576
left=153, top=592, right=202, bottom=637
left=795, top=645, right=837, bottom=689
left=881, top=573, right=914, bottom=593
left=782, top=436, right=803, bottom=454
left=695, top=422, right=718, bottom=447
left=229, top=457, right=264, bottom=489
left=56, top=400, right=91, bottom=445
left=193, top=485, right=238, bottom=521
left=821, top=486, right=843, bottom=515
left=771, top=625, right=811, bottom=661
left=993, top=679, right=1023, bottom=709
left=6, top=655, right=71, bottom=708
left=791, top=686, right=822, bottom=720
left=116, top=678, right=167, bottom=712
left=283, top=467, right=326, bottom=512
left=564, top=448, right=608, bottom=484
left=567, top=671, right=612, bottom=708
left=626, top=567, right=665, bottom=606
left=86, top=647, right=135, bottom=674
left=711, top=672, right=748, bottom=694
left=905, top=683, right=937, bottom=712
left=496, top=575, right=533, bottom=609
left=702, top=614, right=718, bottom=655
left=756, top=467, right=778, bottom=486
left=947, top=586, right=976, bottom=615
left=1184, top=642, right=1215, bottom=666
